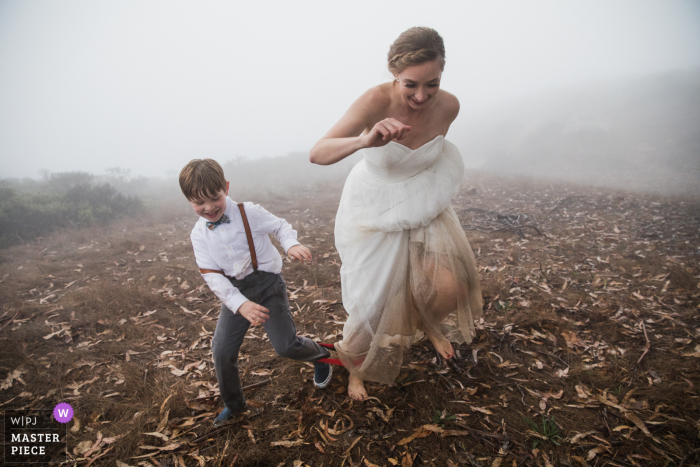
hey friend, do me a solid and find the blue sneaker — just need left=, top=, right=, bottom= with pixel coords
left=213, top=405, right=246, bottom=426
left=313, top=361, right=333, bottom=389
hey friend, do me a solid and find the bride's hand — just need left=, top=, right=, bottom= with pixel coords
left=362, top=118, right=411, bottom=148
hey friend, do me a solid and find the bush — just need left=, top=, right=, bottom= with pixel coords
left=0, top=176, right=143, bottom=248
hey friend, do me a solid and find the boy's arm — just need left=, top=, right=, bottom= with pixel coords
left=191, top=229, right=248, bottom=314
left=253, top=203, right=300, bottom=254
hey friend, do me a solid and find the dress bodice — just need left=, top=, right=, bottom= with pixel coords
left=362, top=136, right=445, bottom=182
left=335, top=136, right=465, bottom=233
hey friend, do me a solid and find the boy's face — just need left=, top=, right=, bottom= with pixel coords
left=189, top=181, right=229, bottom=222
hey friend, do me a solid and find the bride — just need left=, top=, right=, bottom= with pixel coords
left=310, top=27, right=482, bottom=401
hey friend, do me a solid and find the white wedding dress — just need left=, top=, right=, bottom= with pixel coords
left=334, top=135, right=483, bottom=384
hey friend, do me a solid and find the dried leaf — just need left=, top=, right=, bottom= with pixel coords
left=156, top=409, right=169, bottom=433
left=169, top=366, right=187, bottom=377
left=83, top=431, right=103, bottom=458
left=421, top=424, right=444, bottom=433
left=625, top=412, right=661, bottom=444
left=102, top=433, right=127, bottom=444
left=342, top=435, right=363, bottom=456
left=470, top=406, right=493, bottom=415
left=596, top=394, right=625, bottom=412
left=541, top=451, right=554, bottom=467
left=0, top=367, right=26, bottom=391
left=570, top=431, right=597, bottom=443
left=160, top=394, right=172, bottom=415
left=73, top=440, right=93, bottom=455
left=323, top=415, right=354, bottom=435
left=138, top=443, right=181, bottom=451
left=612, top=425, right=633, bottom=431
left=561, top=330, right=587, bottom=349
left=70, top=417, right=81, bottom=433
left=586, top=446, right=609, bottom=461
left=367, top=406, right=395, bottom=423
left=43, top=327, right=69, bottom=340
left=271, top=439, right=304, bottom=447
left=397, top=427, right=430, bottom=445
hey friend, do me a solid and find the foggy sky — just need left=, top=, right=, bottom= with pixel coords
left=1, top=0, right=699, bottom=179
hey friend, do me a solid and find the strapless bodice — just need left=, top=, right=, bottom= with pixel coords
left=362, top=135, right=445, bottom=182
left=334, top=136, right=464, bottom=233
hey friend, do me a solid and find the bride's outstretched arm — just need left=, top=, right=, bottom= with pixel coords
left=310, top=86, right=410, bottom=165
left=309, top=135, right=368, bottom=166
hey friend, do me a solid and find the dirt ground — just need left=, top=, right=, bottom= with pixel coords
left=1, top=171, right=699, bottom=466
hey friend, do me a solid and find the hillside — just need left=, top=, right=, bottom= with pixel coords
left=454, top=69, right=700, bottom=197
left=1, top=172, right=699, bottom=465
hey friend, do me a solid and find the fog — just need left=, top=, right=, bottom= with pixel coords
left=1, top=0, right=699, bottom=192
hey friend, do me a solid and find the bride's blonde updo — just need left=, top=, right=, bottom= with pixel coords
left=387, top=27, right=446, bottom=75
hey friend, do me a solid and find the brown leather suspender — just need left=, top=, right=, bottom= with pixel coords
left=237, top=203, right=258, bottom=272
left=199, top=268, right=225, bottom=275
left=198, top=203, right=257, bottom=276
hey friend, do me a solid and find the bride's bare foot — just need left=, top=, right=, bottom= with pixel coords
left=427, top=334, right=454, bottom=359
left=348, top=374, right=368, bottom=401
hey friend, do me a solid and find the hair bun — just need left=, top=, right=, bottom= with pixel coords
left=388, top=27, right=445, bottom=75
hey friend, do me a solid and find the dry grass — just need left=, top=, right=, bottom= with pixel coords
left=1, top=171, right=699, bottom=466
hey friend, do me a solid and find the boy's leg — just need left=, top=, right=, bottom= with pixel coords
left=254, top=273, right=330, bottom=362
left=212, top=304, right=250, bottom=412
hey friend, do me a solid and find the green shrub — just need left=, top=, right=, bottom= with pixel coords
left=0, top=176, right=143, bottom=248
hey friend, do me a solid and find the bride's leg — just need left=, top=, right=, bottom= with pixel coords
left=423, top=254, right=468, bottom=321
left=421, top=255, right=469, bottom=359
left=348, top=374, right=368, bottom=401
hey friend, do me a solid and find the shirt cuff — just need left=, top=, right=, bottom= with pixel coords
left=225, top=294, right=249, bottom=315
left=280, top=239, right=300, bottom=254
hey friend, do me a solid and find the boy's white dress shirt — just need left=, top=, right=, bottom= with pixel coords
left=190, top=197, right=300, bottom=314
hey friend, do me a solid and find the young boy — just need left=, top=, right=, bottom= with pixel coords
left=179, top=159, right=332, bottom=425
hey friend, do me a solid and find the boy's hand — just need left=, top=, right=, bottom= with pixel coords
left=287, top=244, right=312, bottom=263
left=237, top=301, right=269, bottom=326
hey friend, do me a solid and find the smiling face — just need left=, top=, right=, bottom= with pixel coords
left=189, top=181, right=229, bottom=222
left=395, top=59, right=442, bottom=110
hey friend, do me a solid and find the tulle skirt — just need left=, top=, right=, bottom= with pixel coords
left=334, top=143, right=482, bottom=384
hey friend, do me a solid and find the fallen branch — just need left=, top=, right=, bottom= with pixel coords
left=636, top=321, right=651, bottom=365
left=0, top=311, right=21, bottom=331
left=492, top=224, right=546, bottom=236
left=186, top=378, right=272, bottom=402
left=454, top=422, right=505, bottom=440
left=190, top=408, right=264, bottom=444
left=680, top=447, right=700, bottom=467
left=242, top=378, right=273, bottom=392
left=447, top=358, right=463, bottom=374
